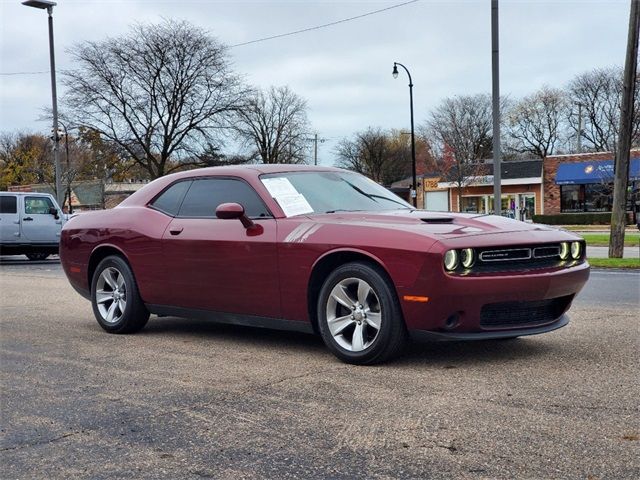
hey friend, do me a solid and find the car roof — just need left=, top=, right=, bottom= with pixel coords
left=167, top=164, right=343, bottom=178
left=118, top=164, right=348, bottom=209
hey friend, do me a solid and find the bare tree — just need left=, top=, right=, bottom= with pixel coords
left=62, top=20, right=248, bottom=179
left=425, top=94, right=496, bottom=163
left=234, top=86, right=311, bottom=164
left=567, top=67, right=640, bottom=152
left=506, top=86, right=568, bottom=158
left=335, top=128, right=393, bottom=184
left=423, top=94, right=498, bottom=211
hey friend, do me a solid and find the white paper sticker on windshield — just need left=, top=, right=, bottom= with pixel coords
left=274, top=193, right=314, bottom=217
left=262, top=177, right=299, bottom=197
left=261, top=177, right=314, bottom=217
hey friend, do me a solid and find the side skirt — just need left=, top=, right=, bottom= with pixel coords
left=145, top=304, right=315, bottom=335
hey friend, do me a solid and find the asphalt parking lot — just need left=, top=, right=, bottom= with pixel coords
left=1, top=258, right=639, bottom=479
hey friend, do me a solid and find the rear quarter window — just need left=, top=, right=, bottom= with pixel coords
left=150, top=181, right=191, bottom=216
left=0, top=196, right=17, bottom=214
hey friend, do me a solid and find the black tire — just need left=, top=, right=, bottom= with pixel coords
left=91, top=255, right=149, bottom=334
left=26, top=253, right=49, bottom=261
left=317, top=261, right=406, bottom=365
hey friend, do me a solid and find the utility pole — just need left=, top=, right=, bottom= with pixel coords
left=610, top=0, right=640, bottom=258
left=314, top=133, right=318, bottom=166
left=307, top=133, right=326, bottom=166
left=491, top=0, right=501, bottom=216
left=577, top=103, right=583, bottom=153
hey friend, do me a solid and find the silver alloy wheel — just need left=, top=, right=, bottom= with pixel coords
left=326, top=277, right=382, bottom=352
left=95, top=267, right=127, bottom=324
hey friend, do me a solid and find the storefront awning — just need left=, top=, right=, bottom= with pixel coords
left=555, top=159, right=640, bottom=185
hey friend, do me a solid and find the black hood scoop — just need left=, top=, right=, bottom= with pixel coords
left=420, top=217, right=454, bottom=224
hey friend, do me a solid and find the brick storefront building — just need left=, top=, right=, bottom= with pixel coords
left=543, top=150, right=640, bottom=216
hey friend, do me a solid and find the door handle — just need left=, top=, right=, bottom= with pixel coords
left=23, top=217, right=33, bottom=221
left=169, top=227, right=184, bottom=236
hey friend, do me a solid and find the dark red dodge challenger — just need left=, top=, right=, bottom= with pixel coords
left=60, top=165, right=590, bottom=364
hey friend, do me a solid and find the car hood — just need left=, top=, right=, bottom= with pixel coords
left=306, top=210, right=558, bottom=239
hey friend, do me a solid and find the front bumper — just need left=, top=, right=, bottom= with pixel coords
left=409, top=314, right=570, bottom=341
left=399, top=261, right=590, bottom=334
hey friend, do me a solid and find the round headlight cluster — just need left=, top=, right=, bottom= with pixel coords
left=461, top=248, right=475, bottom=268
left=444, top=248, right=476, bottom=271
left=559, top=242, right=570, bottom=260
left=570, top=241, right=582, bottom=259
left=444, top=250, right=459, bottom=271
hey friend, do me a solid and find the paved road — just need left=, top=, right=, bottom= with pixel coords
left=1, top=259, right=638, bottom=479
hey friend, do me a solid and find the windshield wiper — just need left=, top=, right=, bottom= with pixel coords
left=344, top=181, right=412, bottom=209
left=324, top=209, right=364, bottom=214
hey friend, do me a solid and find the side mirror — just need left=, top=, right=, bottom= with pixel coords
left=49, top=207, right=59, bottom=220
left=215, top=202, right=255, bottom=229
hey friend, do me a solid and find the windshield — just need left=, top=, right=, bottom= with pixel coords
left=260, top=171, right=412, bottom=216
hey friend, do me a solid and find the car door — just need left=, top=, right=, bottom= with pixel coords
left=160, top=177, right=281, bottom=318
left=21, top=196, right=62, bottom=242
left=0, top=195, right=20, bottom=244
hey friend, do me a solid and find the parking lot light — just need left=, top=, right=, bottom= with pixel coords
left=22, top=0, right=63, bottom=208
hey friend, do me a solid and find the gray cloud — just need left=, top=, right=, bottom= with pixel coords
left=0, top=0, right=631, bottom=164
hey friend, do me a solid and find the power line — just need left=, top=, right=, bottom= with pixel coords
left=0, top=0, right=420, bottom=75
left=230, top=0, right=420, bottom=48
left=0, top=70, right=49, bottom=76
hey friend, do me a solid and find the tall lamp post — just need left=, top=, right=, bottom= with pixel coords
left=22, top=0, right=62, bottom=208
left=392, top=62, right=417, bottom=207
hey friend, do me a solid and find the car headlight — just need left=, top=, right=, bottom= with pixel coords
left=444, top=250, right=459, bottom=271
left=570, top=241, right=581, bottom=259
left=559, top=242, right=570, bottom=260
left=461, top=248, right=475, bottom=268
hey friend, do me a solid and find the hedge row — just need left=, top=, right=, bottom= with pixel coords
left=531, top=212, right=634, bottom=225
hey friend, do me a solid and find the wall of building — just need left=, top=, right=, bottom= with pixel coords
left=543, top=151, right=620, bottom=214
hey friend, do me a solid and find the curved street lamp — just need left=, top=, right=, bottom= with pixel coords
left=392, top=62, right=417, bottom=207
left=22, top=0, right=63, bottom=207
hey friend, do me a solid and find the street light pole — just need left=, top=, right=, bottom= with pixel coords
left=393, top=62, right=417, bottom=207
left=23, top=0, right=62, bottom=207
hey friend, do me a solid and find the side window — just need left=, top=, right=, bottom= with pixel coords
left=0, top=196, right=17, bottom=214
left=25, top=196, right=54, bottom=215
left=150, top=180, right=191, bottom=216
left=178, top=178, right=271, bottom=219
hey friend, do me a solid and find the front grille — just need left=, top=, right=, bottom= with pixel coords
left=468, top=242, right=584, bottom=274
left=480, top=295, right=573, bottom=329
left=479, top=248, right=531, bottom=262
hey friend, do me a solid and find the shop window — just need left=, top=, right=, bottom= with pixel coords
left=561, top=185, right=584, bottom=213
left=461, top=196, right=481, bottom=213
left=584, top=184, right=613, bottom=212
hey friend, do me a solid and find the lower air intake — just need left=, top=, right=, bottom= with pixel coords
left=480, top=295, right=573, bottom=329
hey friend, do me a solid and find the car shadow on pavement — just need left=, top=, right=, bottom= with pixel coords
left=138, top=315, right=554, bottom=366
left=395, top=337, right=555, bottom=367
left=140, top=315, right=326, bottom=352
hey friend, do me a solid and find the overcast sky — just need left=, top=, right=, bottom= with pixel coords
left=0, top=0, right=633, bottom=165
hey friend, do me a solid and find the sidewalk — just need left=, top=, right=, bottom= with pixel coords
left=586, top=246, right=640, bottom=259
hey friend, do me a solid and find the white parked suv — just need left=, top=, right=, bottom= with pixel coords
left=0, top=192, right=66, bottom=260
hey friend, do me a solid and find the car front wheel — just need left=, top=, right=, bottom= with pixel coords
left=91, top=255, right=149, bottom=334
left=317, top=262, right=406, bottom=365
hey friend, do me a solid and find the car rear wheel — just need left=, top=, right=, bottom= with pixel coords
left=317, top=262, right=406, bottom=365
left=91, top=255, right=149, bottom=334
left=26, top=253, right=49, bottom=261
